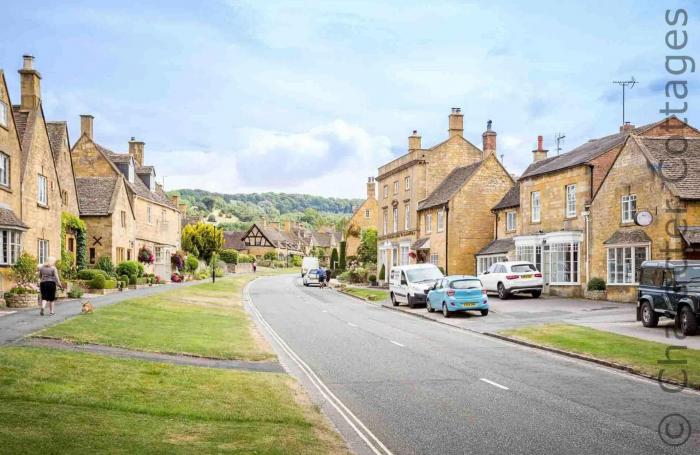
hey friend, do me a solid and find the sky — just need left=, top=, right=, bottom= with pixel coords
left=1, top=0, right=699, bottom=198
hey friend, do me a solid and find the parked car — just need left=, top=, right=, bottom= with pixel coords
left=426, top=275, right=489, bottom=318
left=637, top=260, right=700, bottom=335
left=303, top=269, right=321, bottom=287
left=301, top=257, right=320, bottom=277
left=389, top=264, right=444, bottom=308
left=478, top=261, right=543, bottom=299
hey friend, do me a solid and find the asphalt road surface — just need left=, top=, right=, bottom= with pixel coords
left=247, top=275, right=700, bottom=455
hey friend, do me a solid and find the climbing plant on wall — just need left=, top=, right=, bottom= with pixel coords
left=61, top=212, right=87, bottom=272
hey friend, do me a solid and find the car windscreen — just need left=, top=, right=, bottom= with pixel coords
left=406, top=267, right=443, bottom=283
left=511, top=264, right=537, bottom=273
left=674, top=265, right=700, bottom=283
left=308, top=269, right=318, bottom=275
left=450, top=279, right=482, bottom=289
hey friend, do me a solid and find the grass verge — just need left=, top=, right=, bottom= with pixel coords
left=500, top=323, right=700, bottom=388
left=342, top=286, right=389, bottom=302
left=0, top=347, right=348, bottom=454
left=39, top=274, right=273, bottom=361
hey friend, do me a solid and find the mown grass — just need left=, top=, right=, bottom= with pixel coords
left=40, top=274, right=273, bottom=361
left=343, top=286, right=389, bottom=302
left=501, top=323, right=700, bottom=388
left=0, top=347, right=348, bottom=454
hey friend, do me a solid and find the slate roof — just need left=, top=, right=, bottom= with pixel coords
left=136, top=165, right=154, bottom=174
left=477, top=238, right=515, bottom=256
left=312, top=231, right=335, bottom=248
left=11, top=107, right=28, bottom=143
left=75, top=176, right=119, bottom=216
left=223, top=231, right=247, bottom=250
left=101, top=150, right=177, bottom=209
left=417, top=161, right=482, bottom=211
left=635, top=137, right=700, bottom=200
left=603, top=229, right=652, bottom=245
left=678, top=226, right=700, bottom=245
left=0, top=207, right=28, bottom=229
left=46, top=121, right=68, bottom=160
left=493, top=184, right=520, bottom=210
left=520, top=119, right=666, bottom=179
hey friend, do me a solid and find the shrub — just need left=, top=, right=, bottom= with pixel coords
left=368, top=274, right=377, bottom=283
left=185, top=256, right=199, bottom=274
left=337, top=271, right=351, bottom=282
left=57, top=250, right=76, bottom=280
left=207, top=213, right=216, bottom=222
left=349, top=267, right=367, bottom=284
left=67, top=286, right=84, bottom=299
left=339, top=241, right=347, bottom=269
left=379, top=264, right=385, bottom=281
left=77, top=268, right=107, bottom=281
left=104, top=279, right=117, bottom=290
left=128, top=275, right=137, bottom=286
left=10, top=253, right=38, bottom=289
left=90, top=274, right=107, bottom=290
left=118, top=274, right=129, bottom=285
left=272, top=260, right=286, bottom=268
left=330, top=248, right=339, bottom=269
left=587, top=277, right=606, bottom=291
left=96, top=256, right=115, bottom=277
left=292, top=255, right=302, bottom=267
left=263, top=251, right=277, bottom=261
left=215, top=268, right=224, bottom=278
left=219, top=249, right=239, bottom=264
left=116, top=261, right=140, bottom=278
left=137, top=262, right=145, bottom=277
left=238, top=254, right=254, bottom=263
left=171, top=273, right=183, bottom=283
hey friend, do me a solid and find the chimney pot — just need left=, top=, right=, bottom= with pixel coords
left=22, top=55, right=34, bottom=70
left=537, top=135, right=543, bottom=150
left=532, top=135, right=549, bottom=162
left=80, top=114, right=94, bottom=140
left=448, top=107, right=464, bottom=138
left=619, top=122, right=635, bottom=133
left=366, top=176, right=377, bottom=199
left=18, top=54, right=42, bottom=110
left=408, top=130, right=422, bottom=151
left=482, top=120, right=497, bottom=157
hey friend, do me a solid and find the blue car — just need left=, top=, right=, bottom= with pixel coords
left=426, top=275, right=489, bottom=318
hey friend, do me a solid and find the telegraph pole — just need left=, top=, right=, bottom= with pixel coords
left=612, top=77, right=637, bottom=125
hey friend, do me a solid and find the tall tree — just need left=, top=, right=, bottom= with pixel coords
left=181, top=222, right=224, bottom=263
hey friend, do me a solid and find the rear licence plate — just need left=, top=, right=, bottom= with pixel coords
left=521, top=274, right=532, bottom=279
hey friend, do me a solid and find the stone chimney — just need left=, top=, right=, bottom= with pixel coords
left=80, top=115, right=94, bottom=140
left=532, top=135, right=549, bottom=162
left=366, top=177, right=376, bottom=199
left=178, top=202, right=188, bottom=214
left=482, top=120, right=497, bottom=157
left=128, top=137, right=145, bottom=166
left=170, top=194, right=180, bottom=207
left=408, top=130, right=421, bottom=151
left=448, top=107, right=463, bottom=138
left=18, top=55, right=41, bottom=110
left=619, top=122, right=635, bottom=133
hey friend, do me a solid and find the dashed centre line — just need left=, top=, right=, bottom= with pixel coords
left=480, top=378, right=509, bottom=390
left=347, top=322, right=358, bottom=327
left=389, top=340, right=405, bottom=347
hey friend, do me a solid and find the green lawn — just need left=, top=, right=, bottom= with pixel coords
left=0, top=347, right=347, bottom=454
left=501, top=323, right=700, bottom=388
left=343, top=286, right=389, bottom=302
left=39, top=275, right=273, bottom=361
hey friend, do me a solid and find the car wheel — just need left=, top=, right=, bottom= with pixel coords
left=427, top=301, right=434, bottom=312
left=531, top=290, right=541, bottom=298
left=680, top=306, right=698, bottom=336
left=391, top=293, right=398, bottom=306
left=497, top=283, right=509, bottom=300
left=442, top=303, right=450, bottom=318
left=480, top=309, right=489, bottom=316
left=640, top=301, right=658, bottom=328
left=408, top=296, right=416, bottom=309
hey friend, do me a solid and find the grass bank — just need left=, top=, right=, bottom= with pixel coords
left=342, top=286, right=389, bottom=302
left=500, top=323, right=700, bottom=388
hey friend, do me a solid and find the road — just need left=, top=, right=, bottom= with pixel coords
left=247, top=274, right=700, bottom=455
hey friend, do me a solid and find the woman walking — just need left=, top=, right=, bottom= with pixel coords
left=39, top=257, right=63, bottom=316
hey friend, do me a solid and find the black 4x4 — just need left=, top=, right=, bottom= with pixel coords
left=637, top=260, right=700, bottom=336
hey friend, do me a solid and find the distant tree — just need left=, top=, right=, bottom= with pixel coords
left=201, top=196, right=217, bottom=211
left=339, top=241, right=347, bottom=270
left=207, top=214, right=217, bottom=222
left=181, top=222, right=224, bottom=263
left=357, top=228, right=377, bottom=264
left=330, top=248, right=339, bottom=269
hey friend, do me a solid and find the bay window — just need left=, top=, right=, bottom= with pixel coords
left=607, top=245, right=649, bottom=284
left=548, top=242, right=579, bottom=284
left=0, top=230, right=22, bottom=265
left=477, top=255, right=508, bottom=275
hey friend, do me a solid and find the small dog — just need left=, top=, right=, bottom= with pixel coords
left=81, top=302, right=94, bottom=314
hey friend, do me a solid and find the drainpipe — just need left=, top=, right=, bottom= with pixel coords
left=445, top=204, right=450, bottom=275
left=583, top=209, right=591, bottom=287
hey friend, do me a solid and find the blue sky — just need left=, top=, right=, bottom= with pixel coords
left=2, top=0, right=699, bottom=198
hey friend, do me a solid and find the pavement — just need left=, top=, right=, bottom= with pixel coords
left=0, top=279, right=207, bottom=344
left=247, top=275, right=700, bottom=455
left=375, top=292, right=700, bottom=349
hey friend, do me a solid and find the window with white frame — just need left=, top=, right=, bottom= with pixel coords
left=607, top=245, right=649, bottom=284
left=0, top=230, right=22, bottom=265
left=430, top=253, right=439, bottom=265
left=155, top=246, right=163, bottom=263
left=621, top=195, right=637, bottom=223
left=404, top=203, right=410, bottom=230
left=37, top=174, right=47, bottom=205
left=147, top=205, right=152, bottom=224
left=400, top=245, right=409, bottom=265
left=506, top=211, right=516, bottom=232
left=393, top=181, right=399, bottom=194
left=566, top=184, right=576, bottom=218
left=383, top=185, right=388, bottom=198
left=478, top=255, right=508, bottom=275
left=405, top=176, right=410, bottom=191
left=531, top=191, right=541, bottom=223
left=364, top=209, right=371, bottom=219
left=425, top=213, right=432, bottom=233
left=37, top=239, right=49, bottom=265
left=383, top=210, right=388, bottom=234
left=516, top=245, right=542, bottom=272
left=0, top=152, right=8, bottom=186
left=0, top=101, right=7, bottom=127
left=437, top=210, right=445, bottom=232
left=392, top=207, right=398, bottom=232
left=549, top=242, right=579, bottom=284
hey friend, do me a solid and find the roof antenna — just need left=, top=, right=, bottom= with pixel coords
left=555, top=133, right=566, bottom=155
left=612, top=77, right=637, bottom=126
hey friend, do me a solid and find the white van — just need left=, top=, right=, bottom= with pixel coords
left=301, top=257, right=320, bottom=277
left=389, top=264, right=444, bottom=308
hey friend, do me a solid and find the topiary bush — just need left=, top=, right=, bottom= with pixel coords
left=116, top=261, right=140, bottom=278
left=67, top=286, right=84, bottom=299
left=368, top=274, right=377, bottom=283
left=185, top=256, right=199, bottom=274
left=77, top=268, right=107, bottom=281
left=96, top=256, right=115, bottom=277
left=219, top=249, right=239, bottom=264
left=379, top=264, right=385, bottom=281
left=90, top=274, right=107, bottom=289
left=587, top=277, right=606, bottom=291
left=104, top=279, right=117, bottom=290
left=292, top=255, right=302, bottom=267
left=128, top=275, right=137, bottom=286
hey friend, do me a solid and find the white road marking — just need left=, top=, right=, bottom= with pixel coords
left=245, top=285, right=393, bottom=455
left=322, top=310, right=328, bottom=313
left=347, top=322, right=358, bottom=327
left=480, top=378, right=509, bottom=390
left=390, top=340, right=405, bottom=347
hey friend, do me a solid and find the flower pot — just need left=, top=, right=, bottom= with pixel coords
left=5, top=292, right=39, bottom=308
